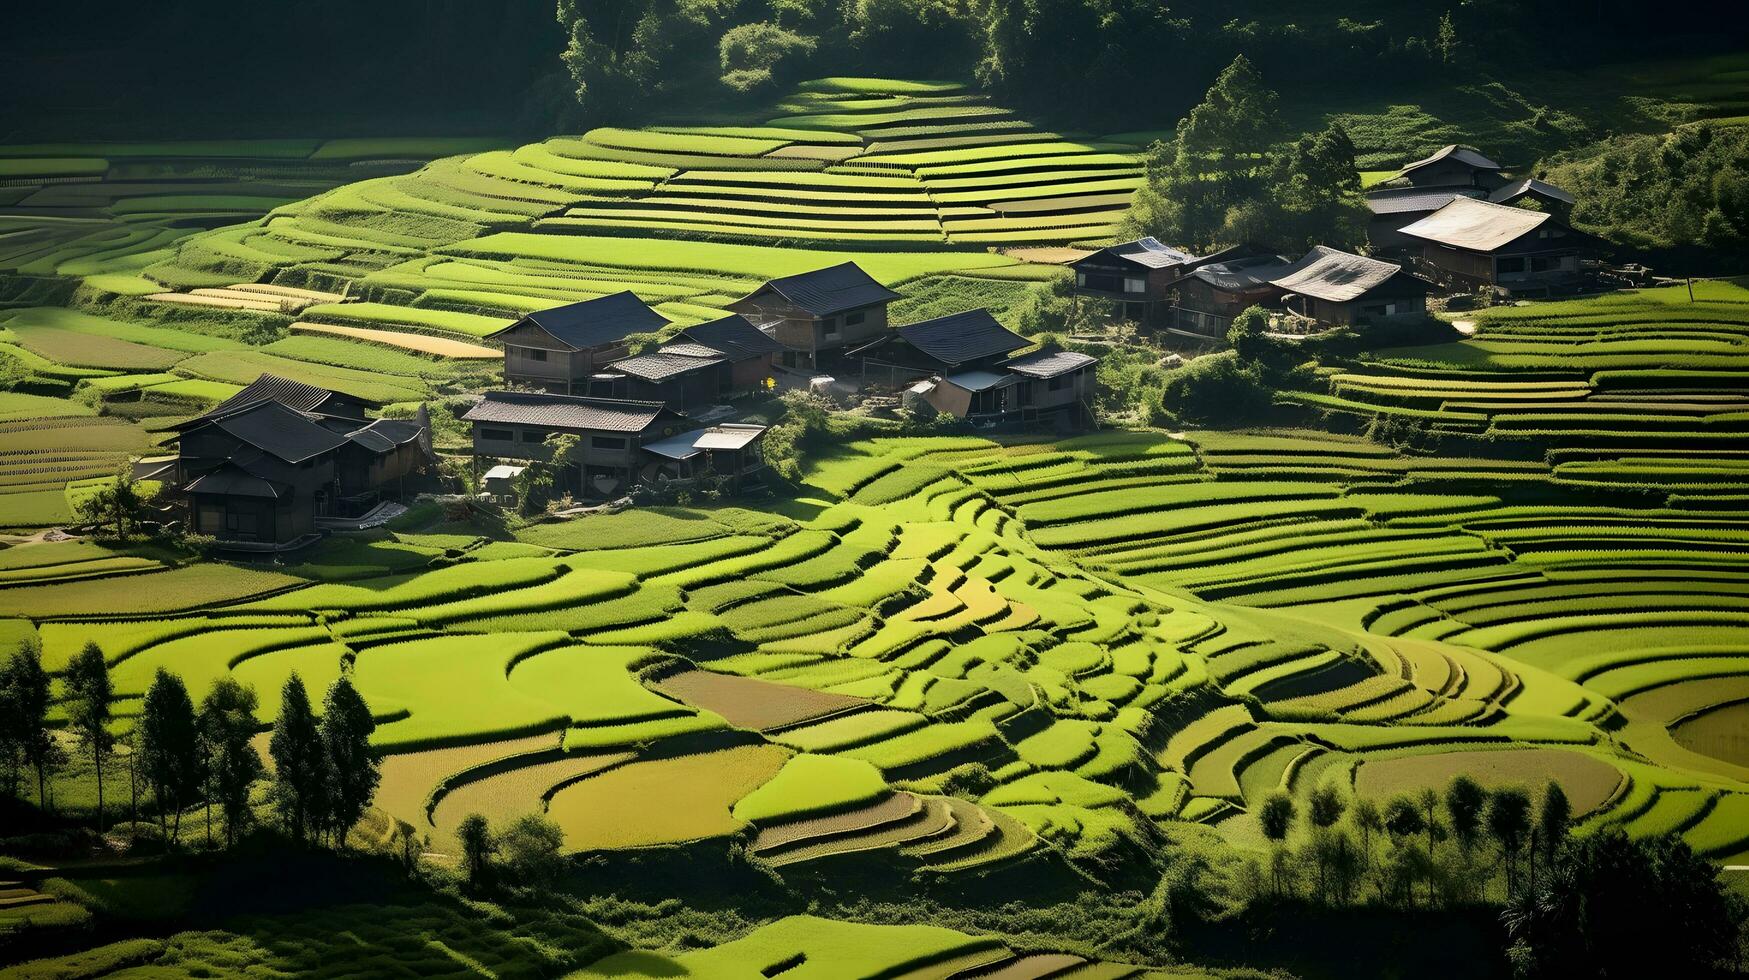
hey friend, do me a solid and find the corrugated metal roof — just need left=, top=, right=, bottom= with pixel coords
left=206, top=373, right=368, bottom=418
left=1268, top=246, right=1406, bottom=302
left=1004, top=349, right=1096, bottom=379
left=1075, top=236, right=1198, bottom=270
left=1399, top=144, right=1502, bottom=177
left=741, top=262, right=901, bottom=317
left=184, top=465, right=291, bottom=500
left=482, top=464, right=526, bottom=481
left=462, top=390, right=668, bottom=433
left=896, top=309, right=1028, bottom=366
left=344, top=418, right=425, bottom=454
left=606, top=351, right=723, bottom=382
left=680, top=314, right=784, bottom=358
left=1365, top=186, right=1484, bottom=215
left=693, top=424, right=766, bottom=451
left=1397, top=197, right=1551, bottom=252
left=1489, top=177, right=1576, bottom=206
left=488, top=292, right=671, bottom=350
left=1186, top=253, right=1297, bottom=292
left=205, top=400, right=351, bottom=464
left=941, top=369, right=1016, bottom=393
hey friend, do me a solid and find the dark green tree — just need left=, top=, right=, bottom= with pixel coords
left=498, top=813, right=568, bottom=890
left=1308, top=784, right=1346, bottom=829
left=1, top=640, right=57, bottom=810
left=64, top=641, right=115, bottom=831
left=718, top=22, right=816, bottom=92
left=269, top=673, right=326, bottom=845
left=1488, top=787, right=1533, bottom=896
left=139, top=668, right=200, bottom=845
left=1352, top=796, right=1383, bottom=869
left=458, top=813, right=496, bottom=892
left=1224, top=122, right=1369, bottom=251
left=1445, top=775, right=1487, bottom=855
left=199, top=678, right=263, bottom=849
left=1538, top=781, right=1571, bottom=867
left=320, top=675, right=380, bottom=847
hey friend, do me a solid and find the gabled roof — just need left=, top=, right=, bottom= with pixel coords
left=1074, top=237, right=1199, bottom=270
left=344, top=418, right=426, bottom=454
left=1488, top=177, right=1576, bottom=206
left=1364, top=186, right=1485, bottom=216
left=680, top=314, right=784, bottom=358
left=1398, top=145, right=1503, bottom=179
left=738, top=262, right=901, bottom=317
left=606, top=350, right=723, bottom=383
left=1004, top=348, right=1096, bottom=379
left=206, top=373, right=369, bottom=419
left=194, top=400, right=351, bottom=465
left=641, top=423, right=767, bottom=461
left=1268, top=247, right=1408, bottom=303
left=1397, top=197, right=1552, bottom=252
left=1184, top=253, right=1297, bottom=292
left=657, top=342, right=728, bottom=359
left=462, top=390, right=669, bottom=433
left=184, top=464, right=291, bottom=500
left=940, top=369, right=1016, bottom=393
left=488, top=292, right=671, bottom=351
left=895, top=309, right=1028, bottom=367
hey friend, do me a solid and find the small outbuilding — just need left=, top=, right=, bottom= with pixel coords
left=592, top=348, right=725, bottom=411
left=1487, top=177, right=1576, bottom=215
left=852, top=308, right=1029, bottom=385
left=1171, top=251, right=1296, bottom=336
left=1267, top=246, right=1433, bottom=328
left=486, top=292, right=671, bottom=394
left=678, top=314, right=784, bottom=392
left=729, top=262, right=901, bottom=370
left=639, top=423, right=769, bottom=489
left=1397, top=197, right=1590, bottom=294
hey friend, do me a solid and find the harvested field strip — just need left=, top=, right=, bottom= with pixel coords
left=545, top=744, right=790, bottom=850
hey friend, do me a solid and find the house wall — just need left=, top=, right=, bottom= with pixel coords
left=730, top=292, right=888, bottom=366
left=191, top=494, right=310, bottom=543
left=471, top=421, right=650, bottom=472
left=727, top=354, right=774, bottom=390
left=1175, top=280, right=1282, bottom=334
left=1071, top=260, right=1179, bottom=302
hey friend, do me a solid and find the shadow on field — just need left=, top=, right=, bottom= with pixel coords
left=1181, top=903, right=1511, bottom=980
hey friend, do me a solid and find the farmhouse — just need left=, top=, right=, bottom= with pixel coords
left=1069, top=237, right=1201, bottom=323
left=591, top=347, right=725, bottom=410
left=911, top=346, right=1097, bottom=428
left=1268, top=246, right=1432, bottom=328
left=852, top=308, right=1029, bottom=385
left=172, top=375, right=432, bottom=548
left=640, top=423, right=770, bottom=489
left=729, top=262, right=900, bottom=370
left=463, top=389, right=684, bottom=498
left=1172, top=251, right=1296, bottom=336
left=677, top=314, right=784, bottom=391
left=1395, top=144, right=1505, bottom=190
left=1364, top=186, right=1486, bottom=250
left=1487, top=177, right=1576, bottom=215
left=486, top=292, right=671, bottom=394
left=1398, top=196, right=1590, bottom=294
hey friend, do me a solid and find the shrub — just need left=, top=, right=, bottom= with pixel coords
left=1158, top=352, right=1272, bottom=425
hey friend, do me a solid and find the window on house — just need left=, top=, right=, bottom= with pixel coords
left=481, top=428, right=514, bottom=441
left=519, top=430, right=546, bottom=443
left=1075, top=272, right=1088, bottom=286
left=821, top=317, right=840, bottom=339
left=1124, top=277, right=1146, bottom=294
left=528, top=348, right=548, bottom=362
left=591, top=436, right=628, bottom=450
left=1497, top=257, right=1526, bottom=274
left=1531, top=256, right=1555, bottom=272
left=845, top=310, right=866, bottom=326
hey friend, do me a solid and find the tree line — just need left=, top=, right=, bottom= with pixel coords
left=0, top=638, right=381, bottom=854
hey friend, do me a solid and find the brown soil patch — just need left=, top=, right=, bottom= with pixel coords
left=652, top=668, right=866, bottom=731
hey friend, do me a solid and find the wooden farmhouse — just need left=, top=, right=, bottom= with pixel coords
left=1069, top=237, right=1201, bottom=323
left=1365, top=186, right=1486, bottom=250
left=590, top=347, right=725, bottom=411
left=173, top=375, right=431, bottom=548
left=852, top=308, right=1029, bottom=385
left=1397, top=197, right=1590, bottom=294
left=1267, top=247, right=1433, bottom=328
left=677, top=314, right=784, bottom=391
left=463, top=390, right=683, bottom=499
left=728, top=262, right=900, bottom=371
left=1487, top=177, right=1576, bottom=216
left=487, top=292, right=671, bottom=394
left=639, top=423, right=770, bottom=489
left=1171, top=251, right=1297, bottom=336
left=911, top=347, right=1097, bottom=429
left=1395, top=144, right=1505, bottom=190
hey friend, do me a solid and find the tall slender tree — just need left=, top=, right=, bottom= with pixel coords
left=64, top=642, right=115, bottom=832
left=139, top=669, right=200, bottom=845
left=199, top=678, right=263, bottom=849
left=1488, top=787, right=1533, bottom=897
left=269, top=673, right=325, bottom=845
left=3, top=641, right=61, bottom=812
left=319, top=676, right=379, bottom=848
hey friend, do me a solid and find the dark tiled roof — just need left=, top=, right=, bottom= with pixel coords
left=1489, top=177, right=1576, bottom=206
left=1075, top=237, right=1198, bottom=270
left=207, top=373, right=368, bottom=418
left=742, top=262, right=901, bottom=317
left=184, top=465, right=291, bottom=500
left=1399, top=144, right=1503, bottom=177
left=1268, top=247, right=1407, bottom=302
left=1365, top=186, right=1484, bottom=216
left=680, top=314, right=784, bottom=358
left=202, top=400, right=350, bottom=465
left=606, top=351, right=723, bottom=382
left=1186, top=253, right=1297, bottom=292
left=345, top=418, right=425, bottom=454
left=657, top=342, right=726, bottom=359
left=489, top=292, right=671, bottom=350
left=896, top=309, right=1028, bottom=367
left=1004, top=348, right=1096, bottom=379
left=462, top=390, right=668, bottom=433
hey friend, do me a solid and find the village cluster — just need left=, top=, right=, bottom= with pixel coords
left=156, top=144, right=1589, bottom=551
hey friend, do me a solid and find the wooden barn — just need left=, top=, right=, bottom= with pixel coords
left=1398, top=197, right=1590, bottom=294
left=1268, top=247, right=1432, bottom=328
left=463, top=390, right=683, bottom=499
left=728, top=262, right=900, bottom=371
left=1069, top=237, right=1200, bottom=323
left=1171, top=251, right=1296, bottom=336
left=486, top=292, right=671, bottom=394
left=678, top=314, right=784, bottom=392
left=911, top=347, right=1097, bottom=429
left=852, top=308, right=1029, bottom=385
